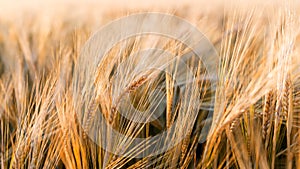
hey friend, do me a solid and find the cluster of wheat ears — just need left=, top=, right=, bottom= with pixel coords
left=0, top=1, right=300, bottom=169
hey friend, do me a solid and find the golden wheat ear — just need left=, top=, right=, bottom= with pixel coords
left=1, top=1, right=300, bottom=168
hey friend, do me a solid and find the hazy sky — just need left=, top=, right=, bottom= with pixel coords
left=0, top=0, right=298, bottom=16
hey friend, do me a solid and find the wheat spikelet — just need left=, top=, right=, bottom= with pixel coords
left=282, top=76, right=291, bottom=120
left=229, top=116, right=240, bottom=133
left=262, top=91, right=274, bottom=140
left=165, top=72, right=174, bottom=129
left=179, top=128, right=192, bottom=166
left=110, top=75, right=149, bottom=124
left=83, top=99, right=98, bottom=139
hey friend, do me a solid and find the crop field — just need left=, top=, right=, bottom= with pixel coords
left=0, top=0, right=300, bottom=168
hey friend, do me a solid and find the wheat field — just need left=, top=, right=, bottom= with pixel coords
left=0, top=0, right=300, bottom=168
